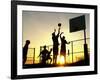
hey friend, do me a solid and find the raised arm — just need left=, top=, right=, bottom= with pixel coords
left=50, top=48, right=52, bottom=53
left=58, top=23, right=61, bottom=34
left=60, top=32, right=63, bottom=39
left=57, top=27, right=61, bottom=37
left=65, top=40, right=70, bottom=44
left=58, top=27, right=60, bottom=34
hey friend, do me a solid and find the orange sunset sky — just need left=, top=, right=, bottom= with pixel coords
left=22, top=11, right=90, bottom=64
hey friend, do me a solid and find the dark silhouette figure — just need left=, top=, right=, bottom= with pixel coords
left=52, top=28, right=60, bottom=64
left=38, top=45, right=49, bottom=64
left=60, top=32, right=70, bottom=64
left=23, top=40, right=30, bottom=65
left=46, top=48, right=52, bottom=64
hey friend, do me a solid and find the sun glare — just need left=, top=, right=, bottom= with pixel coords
left=60, top=56, right=65, bottom=64
left=57, top=55, right=65, bottom=65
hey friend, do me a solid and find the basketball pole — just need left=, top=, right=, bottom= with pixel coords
left=83, top=28, right=89, bottom=65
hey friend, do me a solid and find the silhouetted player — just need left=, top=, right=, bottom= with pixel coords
left=60, top=32, right=70, bottom=64
left=52, top=24, right=61, bottom=64
left=38, top=45, right=49, bottom=64
left=46, top=48, right=52, bottom=64
left=23, top=40, right=30, bottom=65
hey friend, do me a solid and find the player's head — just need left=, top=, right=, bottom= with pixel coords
left=43, top=45, right=46, bottom=49
left=63, top=36, right=65, bottom=39
left=26, top=40, right=30, bottom=45
left=52, top=30, right=56, bottom=36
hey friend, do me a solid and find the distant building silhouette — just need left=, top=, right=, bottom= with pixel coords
left=23, top=40, right=30, bottom=65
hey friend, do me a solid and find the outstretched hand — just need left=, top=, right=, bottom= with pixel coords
left=61, top=32, right=64, bottom=34
left=68, top=42, right=70, bottom=44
